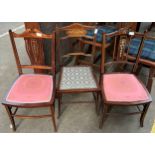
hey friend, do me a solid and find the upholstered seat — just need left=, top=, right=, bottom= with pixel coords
left=59, top=66, right=97, bottom=90
left=87, top=26, right=117, bottom=43
left=129, top=38, right=155, bottom=61
left=6, top=74, right=53, bottom=104
left=103, top=73, right=150, bottom=103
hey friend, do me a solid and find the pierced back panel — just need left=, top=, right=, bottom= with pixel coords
left=9, top=28, right=56, bottom=76
left=24, top=38, right=45, bottom=73
left=101, top=28, right=146, bottom=74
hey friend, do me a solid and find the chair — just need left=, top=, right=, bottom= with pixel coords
left=79, top=24, right=137, bottom=69
left=125, top=31, right=155, bottom=93
left=78, top=25, right=117, bottom=69
left=56, top=23, right=100, bottom=117
left=99, top=28, right=152, bottom=128
left=1, top=28, right=57, bottom=132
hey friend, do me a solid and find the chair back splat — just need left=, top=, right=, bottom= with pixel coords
left=100, top=28, right=148, bottom=75
left=9, top=28, right=56, bottom=76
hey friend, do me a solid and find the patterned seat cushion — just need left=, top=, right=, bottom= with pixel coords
left=87, top=26, right=117, bottom=43
left=60, top=66, right=97, bottom=90
left=6, top=74, right=53, bottom=104
left=103, top=73, right=150, bottom=103
left=129, top=38, right=155, bottom=61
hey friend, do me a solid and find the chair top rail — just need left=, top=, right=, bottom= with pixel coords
left=56, top=23, right=95, bottom=31
left=21, top=65, right=52, bottom=70
left=11, top=28, right=53, bottom=39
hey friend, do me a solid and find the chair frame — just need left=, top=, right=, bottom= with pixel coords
left=56, top=23, right=101, bottom=117
left=78, top=25, right=114, bottom=70
left=124, top=32, right=155, bottom=93
left=2, top=28, right=57, bottom=132
left=99, top=29, right=152, bottom=128
left=78, top=26, right=132, bottom=70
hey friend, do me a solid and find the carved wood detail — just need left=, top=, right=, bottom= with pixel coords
left=25, top=38, right=45, bottom=68
left=24, top=23, right=45, bottom=73
left=58, top=23, right=95, bottom=38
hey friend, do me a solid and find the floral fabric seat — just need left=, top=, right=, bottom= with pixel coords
left=59, top=66, right=97, bottom=90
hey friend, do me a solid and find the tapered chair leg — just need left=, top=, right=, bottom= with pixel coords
left=98, top=101, right=103, bottom=115
left=99, top=104, right=108, bottom=129
left=93, top=92, right=98, bottom=114
left=50, top=105, right=57, bottom=132
left=95, top=92, right=100, bottom=114
left=4, top=105, right=16, bottom=131
left=58, top=94, right=62, bottom=118
left=140, top=103, right=150, bottom=127
left=97, top=93, right=103, bottom=115
left=95, top=92, right=101, bottom=115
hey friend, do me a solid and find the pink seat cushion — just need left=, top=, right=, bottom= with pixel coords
left=103, top=73, right=149, bottom=103
left=6, top=74, right=53, bottom=104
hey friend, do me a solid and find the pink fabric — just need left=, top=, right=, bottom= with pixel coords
left=103, top=74, right=149, bottom=102
left=6, top=74, right=53, bottom=103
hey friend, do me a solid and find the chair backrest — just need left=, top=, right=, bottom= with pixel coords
left=127, top=32, right=155, bottom=67
left=24, top=23, right=45, bottom=73
left=9, top=28, right=56, bottom=76
left=56, top=23, right=97, bottom=67
left=100, top=28, right=147, bottom=75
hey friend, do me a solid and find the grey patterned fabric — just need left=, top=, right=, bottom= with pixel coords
left=60, top=66, right=97, bottom=90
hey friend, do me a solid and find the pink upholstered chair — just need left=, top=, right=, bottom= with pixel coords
left=99, top=28, right=152, bottom=128
left=2, top=29, right=57, bottom=132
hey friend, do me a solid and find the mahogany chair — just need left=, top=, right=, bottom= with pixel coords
left=2, top=29, right=57, bottom=132
left=99, top=28, right=152, bottom=128
left=125, top=31, right=155, bottom=93
left=78, top=25, right=117, bottom=69
left=56, top=23, right=100, bottom=117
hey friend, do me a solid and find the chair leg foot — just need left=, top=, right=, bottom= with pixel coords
left=99, top=104, right=108, bottom=129
left=140, top=103, right=150, bottom=127
left=4, top=105, right=16, bottom=131
left=50, top=105, right=57, bottom=132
